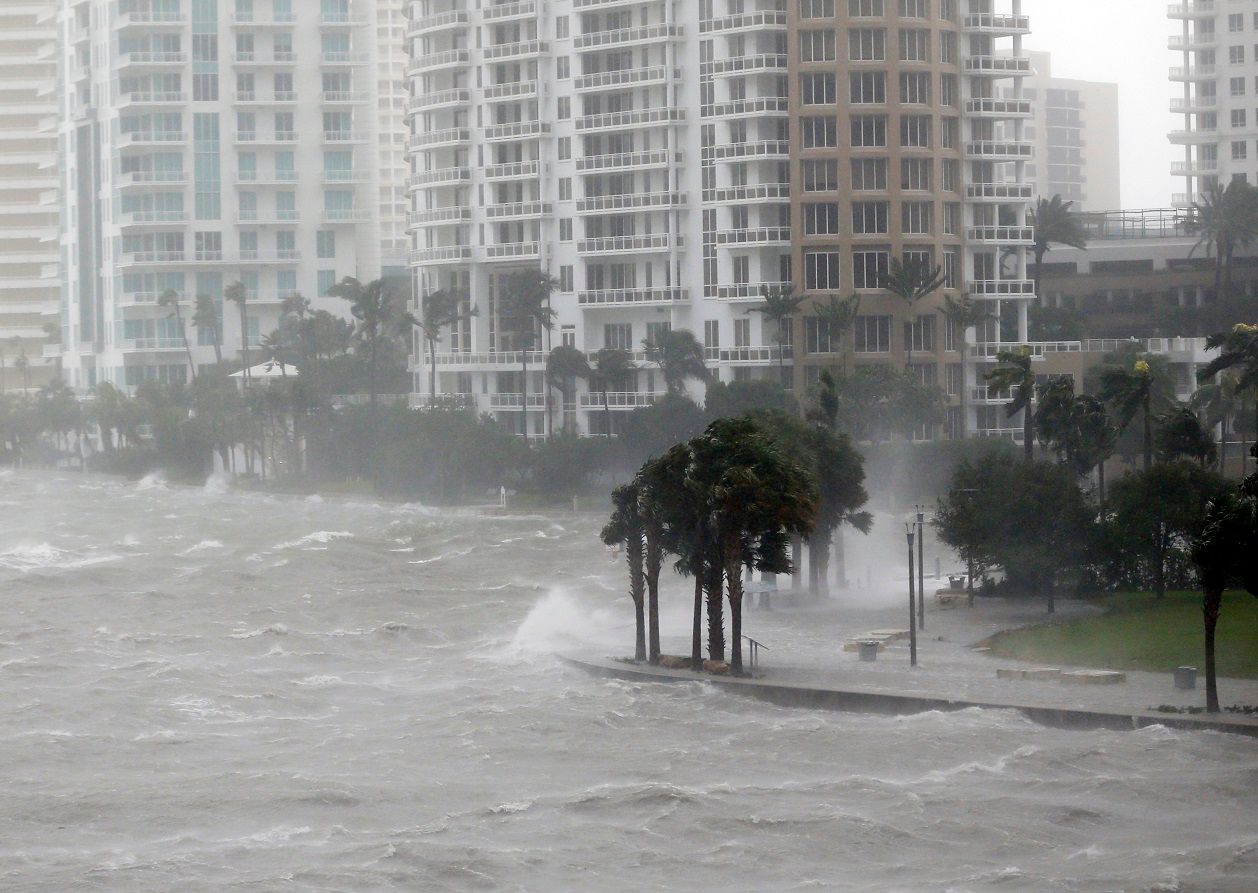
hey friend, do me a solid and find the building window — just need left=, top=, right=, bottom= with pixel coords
left=899, top=28, right=929, bottom=62
left=1232, top=77, right=1246, bottom=97
left=316, top=230, right=336, bottom=258
left=704, top=319, right=720, bottom=348
left=804, top=202, right=841, bottom=235
left=318, top=270, right=336, bottom=296
left=852, top=201, right=889, bottom=234
left=940, top=33, right=956, bottom=65
left=801, top=73, right=838, bottom=105
left=558, top=137, right=571, bottom=161
left=901, top=202, right=932, bottom=234
left=849, top=71, right=887, bottom=104
left=559, top=265, right=573, bottom=292
left=603, top=323, right=632, bottom=350
left=908, top=314, right=936, bottom=353
left=558, top=97, right=570, bottom=119
left=900, top=71, right=930, bottom=104
left=1230, top=13, right=1244, bottom=32
left=850, top=115, right=887, bottom=147
left=802, top=116, right=838, bottom=148
left=851, top=157, right=888, bottom=190
left=899, top=0, right=928, bottom=17
left=853, top=249, right=890, bottom=289
left=802, top=159, right=840, bottom=191
left=848, top=28, right=886, bottom=61
left=849, top=0, right=884, bottom=15
left=734, top=318, right=751, bottom=348
left=1231, top=45, right=1246, bottom=65
left=800, top=0, right=836, bottom=16
left=558, top=178, right=572, bottom=200
left=1234, top=109, right=1249, bottom=128
left=942, top=159, right=959, bottom=192
left=854, top=315, right=891, bottom=352
left=556, top=15, right=569, bottom=37
left=1233, top=140, right=1248, bottom=160
left=804, top=317, right=836, bottom=353
left=943, top=249, right=959, bottom=289
left=800, top=30, right=837, bottom=62
left=901, top=158, right=931, bottom=190
left=901, top=115, right=932, bottom=148
left=804, top=250, right=843, bottom=289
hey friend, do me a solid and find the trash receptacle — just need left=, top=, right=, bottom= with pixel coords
left=1174, top=666, right=1197, bottom=690
left=859, top=641, right=879, bottom=662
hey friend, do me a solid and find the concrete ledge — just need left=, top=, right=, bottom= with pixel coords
left=560, top=654, right=1258, bottom=739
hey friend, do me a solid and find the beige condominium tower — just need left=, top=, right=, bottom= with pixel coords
left=0, top=2, right=60, bottom=393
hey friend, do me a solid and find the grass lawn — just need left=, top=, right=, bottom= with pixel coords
left=986, top=591, right=1258, bottom=679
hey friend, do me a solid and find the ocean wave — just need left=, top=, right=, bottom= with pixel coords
left=231, top=623, right=289, bottom=639
left=0, top=542, right=122, bottom=573
left=274, top=531, right=354, bottom=550
left=180, top=539, right=224, bottom=555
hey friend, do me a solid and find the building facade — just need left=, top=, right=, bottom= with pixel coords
left=0, top=2, right=61, bottom=392
left=406, top=0, right=1036, bottom=439
left=57, top=0, right=387, bottom=392
left=1016, top=51, right=1119, bottom=211
left=1169, top=0, right=1258, bottom=206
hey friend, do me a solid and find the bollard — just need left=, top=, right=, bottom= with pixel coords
left=859, top=640, right=879, bottom=662
left=1174, top=666, right=1197, bottom=690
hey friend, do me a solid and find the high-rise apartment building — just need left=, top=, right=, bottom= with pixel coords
left=407, top=0, right=1035, bottom=440
left=376, top=0, right=411, bottom=273
left=1170, top=0, right=1258, bottom=206
left=1016, top=51, right=1119, bottom=211
left=57, top=0, right=387, bottom=392
left=0, top=2, right=60, bottom=392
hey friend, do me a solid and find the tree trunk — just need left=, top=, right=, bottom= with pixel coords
left=705, top=558, right=724, bottom=662
left=691, top=575, right=703, bottom=672
left=1155, top=526, right=1167, bottom=600
left=602, top=388, right=611, bottom=439
left=239, top=304, right=250, bottom=386
left=1097, top=459, right=1107, bottom=514
left=428, top=337, right=438, bottom=402
left=834, top=526, right=846, bottom=590
left=1143, top=392, right=1153, bottom=472
left=1023, top=397, right=1034, bottom=462
left=1204, top=587, right=1222, bottom=713
left=726, top=556, right=744, bottom=675
left=369, top=337, right=379, bottom=407
left=520, top=356, right=529, bottom=438
left=646, top=539, right=661, bottom=665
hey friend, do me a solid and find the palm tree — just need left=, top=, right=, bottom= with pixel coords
left=1035, top=378, right=1118, bottom=504
left=985, top=347, right=1036, bottom=461
left=1100, top=356, right=1172, bottom=472
left=224, top=281, right=250, bottom=386
left=258, top=330, right=288, bottom=376
left=328, top=276, right=396, bottom=406
left=545, top=345, right=590, bottom=433
left=590, top=348, right=633, bottom=439
left=645, top=328, right=707, bottom=396
left=193, top=294, right=223, bottom=365
left=1199, top=322, right=1258, bottom=467
left=881, top=257, right=946, bottom=369
left=1188, top=181, right=1258, bottom=302
left=1193, top=370, right=1248, bottom=475
left=416, top=289, right=477, bottom=403
left=602, top=482, right=647, bottom=662
left=943, top=294, right=990, bottom=437
left=1030, top=195, right=1088, bottom=306
left=813, top=293, right=861, bottom=377
left=1156, top=407, right=1217, bottom=467
left=14, top=350, right=29, bottom=393
left=748, top=284, right=806, bottom=385
left=158, top=289, right=197, bottom=383
left=499, top=268, right=558, bottom=437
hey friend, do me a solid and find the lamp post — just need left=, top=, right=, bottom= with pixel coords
left=906, top=523, right=917, bottom=668
left=916, top=505, right=926, bottom=631
left=957, top=488, right=978, bottom=608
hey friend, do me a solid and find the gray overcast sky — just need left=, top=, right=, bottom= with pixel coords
left=1025, top=0, right=1175, bottom=210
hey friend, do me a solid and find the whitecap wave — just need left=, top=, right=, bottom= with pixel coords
left=274, top=531, right=354, bottom=550
left=180, top=539, right=224, bottom=555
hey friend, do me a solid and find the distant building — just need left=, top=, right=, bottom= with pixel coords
left=0, top=2, right=60, bottom=392
left=56, top=0, right=390, bottom=393
left=1010, top=51, right=1120, bottom=211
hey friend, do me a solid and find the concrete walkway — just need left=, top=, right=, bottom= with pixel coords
left=569, top=592, right=1258, bottom=736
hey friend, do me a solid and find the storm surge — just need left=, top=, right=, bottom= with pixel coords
left=0, top=471, right=1255, bottom=892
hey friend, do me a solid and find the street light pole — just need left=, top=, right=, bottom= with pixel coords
left=916, top=505, right=926, bottom=631
left=906, top=523, right=917, bottom=668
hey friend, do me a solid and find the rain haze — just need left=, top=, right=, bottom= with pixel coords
left=1, top=0, right=1256, bottom=890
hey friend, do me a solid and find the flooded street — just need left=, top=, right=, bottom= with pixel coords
left=1, top=471, right=1256, bottom=891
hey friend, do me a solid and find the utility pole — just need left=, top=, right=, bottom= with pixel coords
left=906, top=524, right=917, bottom=668
left=917, top=506, right=926, bottom=631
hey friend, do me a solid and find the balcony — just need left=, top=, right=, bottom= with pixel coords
left=482, top=40, right=549, bottom=62
left=576, top=150, right=676, bottom=173
left=714, top=227, right=791, bottom=247
left=490, top=393, right=547, bottom=411
left=703, top=54, right=788, bottom=77
left=573, top=24, right=683, bottom=51
left=703, top=97, right=789, bottom=119
left=236, top=170, right=299, bottom=185
left=964, top=56, right=1032, bottom=77
left=1169, top=128, right=1219, bottom=145
left=322, top=169, right=368, bottom=184
left=484, top=161, right=540, bottom=180
left=116, top=51, right=187, bottom=67
left=410, top=246, right=473, bottom=264
left=116, top=130, right=186, bottom=148
left=482, top=1, right=536, bottom=21
left=230, top=12, right=295, bottom=26
left=1168, top=33, right=1218, bottom=51
left=700, top=10, right=787, bottom=34
left=1168, top=1, right=1215, bottom=18
left=483, top=80, right=538, bottom=101
left=321, top=51, right=370, bottom=66
left=410, top=206, right=472, bottom=226
left=119, top=210, right=189, bottom=227
left=484, top=241, right=541, bottom=261
left=117, top=170, right=187, bottom=188
left=322, top=131, right=369, bottom=143
left=119, top=251, right=187, bottom=266
left=322, top=209, right=370, bottom=223
left=968, top=280, right=1035, bottom=298
left=322, top=90, right=369, bottom=104
left=237, top=250, right=303, bottom=263
left=703, top=183, right=790, bottom=204
left=234, top=91, right=298, bottom=105
left=408, top=88, right=471, bottom=115
left=962, top=13, right=1031, bottom=34
left=235, top=210, right=299, bottom=225
left=482, top=121, right=550, bottom=142
left=578, top=392, right=662, bottom=410
left=964, top=140, right=1034, bottom=161
left=408, top=49, right=470, bottom=74
left=1169, top=65, right=1216, bottom=81
left=114, top=10, right=185, bottom=28
left=966, top=182, right=1034, bottom=202
left=708, top=346, right=791, bottom=366
left=715, top=282, right=793, bottom=301
left=575, top=107, right=686, bottom=133
left=577, top=288, right=689, bottom=308
left=573, top=66, right=670, bottom=93
left=1171, top=159, right=1219, bottom=176
left=232, top=51, right=296, bottom=66
left=966, top=226, right=1034, bottom=245
left=1170, top=96, right=1218, bottom=114
left=120, top=338, right=185, bottom=352
left=408, top=128, right=471, bottom=150
left=964, top=98, right=1032, bottom=119
left=484, top=201, right=551, bottom=220
left=576, top=192, right=685, bottom=213
left=577, top=234, right=681, bottom=255
left=119, top=91, right=186, bottom=108
left=703, top=140, right=789, bottom=162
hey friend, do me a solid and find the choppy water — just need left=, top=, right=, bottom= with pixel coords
left=1, top=471, right=1256, bottom=892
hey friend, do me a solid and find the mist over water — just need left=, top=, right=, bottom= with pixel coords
left=1, top=471, right=1256, bottom=891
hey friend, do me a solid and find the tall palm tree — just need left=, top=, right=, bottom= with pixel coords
left=1100, top=356, right=1173, bottom=472
left=645, top=328, right=707, bottom=396
left=500, top=268, right=558, bottom=437
left=224, top=280, right=250, bottom=386
left=158, top=288, right=197, bottom=383
left=602, top=482, right=647, bottom=662
left=1030, top=195, right=1088, bottom=306
left=985, top=347, right=1036, bottom=461
left=813, top=293, right=861, bottom=377
left=328, top=276, right=396, bottom=406
left=1188, top=181, right=1258, bottom=302
left=590, top=348, right=633, bottom=439
left=1035, top=378, right=1117, bottom=504
left=748, top=284, right=806, bottom=385
left=1193, top=370, right=1248, bottom=475
left=545, top=345, right=590, bottom=433
left=193, top=293, right=223, bottom=365
left=1199, top=322, right=1258, bottom=467
left=258, top=330, right=288, bottom=376
left=416, top=289, right=477, bottom=403
left=943, top=294, right=990, bottom=437
left=881, top=257, right=946, bottom=369
left=14, top=349, right=29, bottom=393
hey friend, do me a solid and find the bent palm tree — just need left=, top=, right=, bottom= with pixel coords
left=591, top=348, right=633, bottom=438
left=158, top=289, right=197, bottom=383
left=814, top=292, right=861, bottom=377
left=1199, top=322, right=1258, bottom=468
left=328, top=276, right=398, bottom=406
left=748, top=284, right=806, bottom=385
left=416, top=289, right=477, bottom=403
left=193, top=293, right=223, bottom=365
left=881, top=257, right=946, bottom=369
left=602, top=483, right=647, bottom=662
left=1030, top=195, right=1088, bottom=305
left=645, top=328, right=708, bottom=396
left=1193, top=370, right=1248, bottom=474
left=985, top=347, right=1036, bottom=461
left=1100, top=356, right=1172, bottom=472
left=1188, top=181, right=1258, bottom=302
left=500, top=268, right=558, bottom=437
left=224, top=280, right=250, bottom=385
left=545, top=345, right=590, bottom=433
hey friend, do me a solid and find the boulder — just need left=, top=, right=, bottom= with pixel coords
left=702, top=659, right=731, bottom=675
left=657, top=655, right=692, bottom=670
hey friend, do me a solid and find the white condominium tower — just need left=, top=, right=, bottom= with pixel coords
left=0, top=2, right=60, bottom=393
left=407, top=0, right=1035, bottom=439
left=1170, top=0, right=1258, bottom=206
left=57, top=0, right=388, bottom=392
